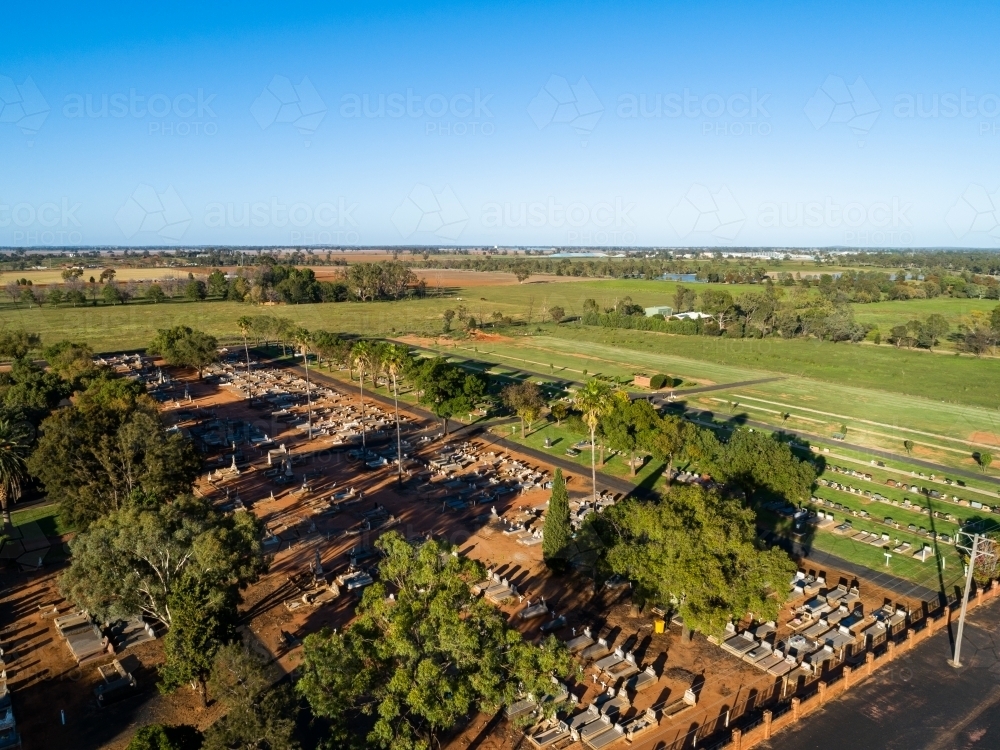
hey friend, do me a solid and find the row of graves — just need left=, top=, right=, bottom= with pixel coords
left=468, top=546, right=707, bottom=750
left=712, top=570, right=909, bottom=695
left=45, top=608, right=157, bottom=668
left=823, top=461, right=999, bottom=516
left=206, top=358, right=407, bottom=445
left=97, top=353, right=151, bottom=380
left=828, top=513, right=939, bottom=561
left=764, top=496, right=946, bottom=563
left=816, top=470, right=968, bottom=549
left=414, top=444, right=552, bottom=514
left=513, top=616, right=699, bottom=749
left=569, top=491, right=620, bottom=531
left=103, top=353, right=197, bottom=408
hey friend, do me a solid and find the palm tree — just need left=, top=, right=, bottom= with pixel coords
left=351, top=340, right=375, bottom=451
left=382, top=343, right=410, bottom=484
left=236, top=315, right=254, bottom=403
left=370, top=341, right=388, bottom=391
left=574, top=379, right=613, bottom=503
left=275, top=317, right=294, bottom=356
left=295, top=328, right=314, bottom=440
left=0, top=420, right=31, bottom=530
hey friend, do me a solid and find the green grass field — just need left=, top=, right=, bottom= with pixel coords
left=850, top=296, right=997, bottom=333
left=0, top=297, right=461, bottom=351
left=492, top=420, right=668, bottom=489
left=432, top=332, right=1000, bottom=478
left=543, top=325, right=1000, bottom=408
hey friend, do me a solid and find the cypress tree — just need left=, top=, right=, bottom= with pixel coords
left=543, top=468, right=571, bottom=570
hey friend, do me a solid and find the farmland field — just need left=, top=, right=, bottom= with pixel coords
left=851, top=296, right=997, bottom=332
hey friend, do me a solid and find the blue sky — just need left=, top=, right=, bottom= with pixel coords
left=4, top=1, right=1000, bottom=249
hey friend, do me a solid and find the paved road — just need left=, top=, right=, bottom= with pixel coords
left=758, top=593, right=1000, bottom=750
left=658, top=376, right=787, bottom=396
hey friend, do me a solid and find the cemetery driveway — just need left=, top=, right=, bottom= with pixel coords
left=758, top=593, right=1000, bottom=750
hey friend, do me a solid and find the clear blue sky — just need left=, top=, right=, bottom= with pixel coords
left=4, top=0, right=1000, bottom=249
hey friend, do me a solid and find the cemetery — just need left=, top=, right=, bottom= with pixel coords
left=0, top=343, right=997, bottom=750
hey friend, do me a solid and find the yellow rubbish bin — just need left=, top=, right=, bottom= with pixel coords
left=653, top=618, right=665, bottom=634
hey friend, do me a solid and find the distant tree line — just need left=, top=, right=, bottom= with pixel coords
left=2, top=260, right=426, bottom=309
left=580, top=289, right=1000, bottom=353
left=834, top=250, right=1000, bottom=276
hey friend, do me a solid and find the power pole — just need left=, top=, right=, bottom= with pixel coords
left=949, top=531, right=994, bottom=668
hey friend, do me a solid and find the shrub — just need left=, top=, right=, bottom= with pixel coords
left=649, top=373, right=669, bottom=389
left=126, top=724, right=202, bottom=750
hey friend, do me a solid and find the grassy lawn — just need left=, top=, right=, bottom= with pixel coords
left=453, top=277, right=764, bottom=319
left=851, top=296, right=998, bottom=334
left=544, top=325, right=1000, bottom=409
left=491, top=420, right=668, bottom=491
left=696, top=389, right=1000, bottom=476
left=810, top=443, right=1000, bottom=497
left=808, top=524, right=962, bottom=593
left=10, top=503, right=73, bottom=537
